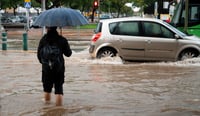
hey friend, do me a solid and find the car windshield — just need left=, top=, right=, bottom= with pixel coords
left=163, top=21, right=188, bottom=37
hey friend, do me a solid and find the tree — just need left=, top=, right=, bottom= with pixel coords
left=7, top=0, right=23, bottom=15
left=100, top=0, right=132, bottom=17
left=61, top=0, right=93, bottom=12
left=34, top=0, right=93, bottom=12
left=1, top=0, right=157, bottom=17
left=132, top=0, right=157, bottom=8
left=0, top=0, right=40, bottom=14
left=0, top=0, right=9, bottom=10
left=35, top=0, right=62, bottom=9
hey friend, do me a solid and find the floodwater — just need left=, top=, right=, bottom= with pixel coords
left=1, top=49, right=200, bottom=116
left=1, top=28, right=200, bottom=115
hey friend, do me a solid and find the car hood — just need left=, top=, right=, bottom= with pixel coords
left=184, top=35, right=200, bottom=41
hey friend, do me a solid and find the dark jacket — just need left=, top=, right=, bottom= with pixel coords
left=37, top=30, right=72, bottom=72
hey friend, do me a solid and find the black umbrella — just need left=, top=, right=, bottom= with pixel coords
left=33, top=7, right=88, bottom=27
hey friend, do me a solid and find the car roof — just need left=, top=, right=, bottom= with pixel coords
left=99, top=17, right=163, bottom=23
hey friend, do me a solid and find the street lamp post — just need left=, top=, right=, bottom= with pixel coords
left=184, top=0, right=188, bottom=33
left=42, top=0, right=46, bottom=35
left=0, top=2, right=1, bottom=32
left=0, top=12, right=1, bottom=32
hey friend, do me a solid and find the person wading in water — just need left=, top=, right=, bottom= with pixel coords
left=37, top=27, right=72, bottom=106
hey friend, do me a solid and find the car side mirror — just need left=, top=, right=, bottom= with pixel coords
left=175, top=34, right=181, bottom=39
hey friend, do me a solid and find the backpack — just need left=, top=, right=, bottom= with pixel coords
left=40, top=42, right=62, bottom=71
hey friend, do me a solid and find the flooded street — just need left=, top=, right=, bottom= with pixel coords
left=0, top=49, right=200, bottom=116
left=0, top=28, right=200, bottom=116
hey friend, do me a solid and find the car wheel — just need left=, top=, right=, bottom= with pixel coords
left=179, top=50, right=198, bottom=60
left=97, top=48, right=116, bottom=58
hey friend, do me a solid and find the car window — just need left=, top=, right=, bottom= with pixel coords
left=164, top=21, right=187, bottom=37
left=161, top=26, right=174, bottom=38
left=109, top=22, right=118, bottom=34
left=95, top=22, right=102, bottom=33
left=109, top=21, right=139, bottom=36
left=143, top=22, right=174, bottom=38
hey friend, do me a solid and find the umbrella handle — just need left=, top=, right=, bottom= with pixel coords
left=59, top=27, right=62, bottom=35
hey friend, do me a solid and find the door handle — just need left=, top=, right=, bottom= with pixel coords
left=117, top=38, right=123, bottom=42
left=146, top=40, right=151, bottom=44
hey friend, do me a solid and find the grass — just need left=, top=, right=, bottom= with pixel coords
left=78, top=23, right=97, bottom=29
left=64, top=23, right=97, bottom=29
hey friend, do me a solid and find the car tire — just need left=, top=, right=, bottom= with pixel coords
left=179, top=50, right=199, bottom=60
left=97, top=48, right=117, bottom=58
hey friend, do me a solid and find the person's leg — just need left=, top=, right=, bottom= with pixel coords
left=43, top=85, right=53, bottom=104
left=42, top=71, right=53, bottom=104
left=54, top=84, right=64, bottom=106
left=54, top=71, right=64, bottom=106
left=44, top=92, right=51, bottom=103
left=55, top=94, right=63, bottom=106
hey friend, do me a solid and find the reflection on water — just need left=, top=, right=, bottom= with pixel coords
left=1, top=50, right=200, bottom=116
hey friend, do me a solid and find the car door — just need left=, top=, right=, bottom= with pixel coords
left=110, top=21, right=146, bottom=59
left=142, top=22, right=178, bottom=60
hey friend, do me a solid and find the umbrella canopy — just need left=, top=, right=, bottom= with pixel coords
left=33, top=7, right=88, bottom=27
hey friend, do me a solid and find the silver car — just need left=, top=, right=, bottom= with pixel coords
left=89, top=17, right=200, bottom=61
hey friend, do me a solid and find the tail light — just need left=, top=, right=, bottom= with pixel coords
left=91, top=32, right=101, bottom=42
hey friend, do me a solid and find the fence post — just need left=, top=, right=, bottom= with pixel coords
left=2, top=32, right=7, bottom=50
left=23, top=32, right=28, bottom=51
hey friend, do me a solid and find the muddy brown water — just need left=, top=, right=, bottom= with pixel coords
left=0, top=50, right=200, bottom=116
left=1, top=29, right=200, bottom=116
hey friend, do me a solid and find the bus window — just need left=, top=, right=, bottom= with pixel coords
left=180, top=6, right=200, bottom=23
left=180, top=10, right=185, bottom=24
left=190, top=6, right=199, bottom=21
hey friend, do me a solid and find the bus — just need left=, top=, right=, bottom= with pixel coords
left=170, top=0, right=200, bottom=37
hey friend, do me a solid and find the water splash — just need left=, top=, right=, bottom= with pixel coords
left=68, top=50, right=200, bottom=66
